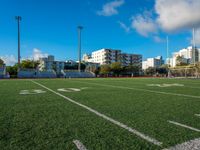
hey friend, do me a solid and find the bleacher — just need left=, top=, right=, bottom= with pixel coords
left=17, top=69, right=94, bottom=78
left=18, top=69, right=57, bottom=78
left=37, top=70, right=56, bottom=78
left=0, top=67, right=6, bottom=79
left=18, top=69, right=37, bottom=78
left=64, top=71, right=95, bottom=78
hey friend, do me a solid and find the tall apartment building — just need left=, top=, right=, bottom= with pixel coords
left=142, top=56, right=164, bottom=70
left=167, top=46, right=200, bottom=67
left=83, top=49, right=142, bottom=68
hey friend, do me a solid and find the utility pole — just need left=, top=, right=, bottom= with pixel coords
left=77, top=26, right=83, bottom=72
left=167, top=36, right=169, bottom=60
left=15, top=16, right=22, bottom=69
left=166, top=36, right=170, bottom=78
left=193, top=28, right=196, bottom=65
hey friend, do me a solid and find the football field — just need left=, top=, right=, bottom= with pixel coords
left=1, top=78, right=200, bottom=150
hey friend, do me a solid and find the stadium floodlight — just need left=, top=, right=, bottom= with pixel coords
left=77, top=26, right=83, bottom=72
left=15, top=16, right=22, bottom=69
left=193, top=28, right=196, bottom=65
left=166, top=36, right=171, bottom=78
left=167, top=36, right=169, bottom=60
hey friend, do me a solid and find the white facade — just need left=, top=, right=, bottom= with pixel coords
left=142, top=56, right=164, bottom=70
left=84, top=48, right=142, bottom=68
left=39, top=55, right=65, bottom=73
left=168, top=46, right=199, bottom=67
left=89, top=49, right=121, bottom=65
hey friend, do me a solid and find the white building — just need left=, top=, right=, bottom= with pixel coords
left=142, top=56, right=164, bottom=70
left=88, top=49, right=121, bottom=65
left=39, top=55, right=65, bottom=73
left=167, top=46, right=199, bottom=67
left=83, top=49, right=142, bottom=68
left=82, top=54, right=92, bottom=63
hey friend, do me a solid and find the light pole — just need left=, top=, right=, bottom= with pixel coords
left=193, top=28, right=196, bottom=65
left=166, top=36, right=170, bottom=77
left=15, top=16, right=22, bottom=69
left=77, top=26, right=83, bottom=72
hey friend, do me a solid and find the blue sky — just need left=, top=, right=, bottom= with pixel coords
left=0, top=0, right=200, bottom=65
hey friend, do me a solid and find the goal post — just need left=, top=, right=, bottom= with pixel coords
left=169, top=66, right=198, bottom=78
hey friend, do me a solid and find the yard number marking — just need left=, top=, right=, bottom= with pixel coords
left=20, top=89, right=46, bottom=95
left=57, top=87, right=88, bottom=92
left=147, top=84, right=184, bottom=88
left=31, top=80, right=162, bottom=146
left=73, top=140, right=87, bottom=150
left=74, top=81, right=200, bottom=99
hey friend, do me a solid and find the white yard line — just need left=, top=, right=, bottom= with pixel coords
left=30, top=80, right=162, bottom=146
left=73, top=81, right=200, bottom=99
left=73, top=140, right=87, bottom=150
left=168, top=121, right=200, bottom=132
left=163, top=138, right=200, bottom=150
left=195, top=114, right=200, bottom=117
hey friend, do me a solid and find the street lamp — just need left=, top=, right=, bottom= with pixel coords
left=15, top=16, right=22, bottom=69
left=77, top=26, right=83, bottom=72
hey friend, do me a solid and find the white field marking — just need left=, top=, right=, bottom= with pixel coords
left=30, top=80, right=162, bottom=146
left=103, top=80, right=200, bottom=90
left=57, top=88, right=81, bottom=92
left=146, top=84, right=184, bottom=88
left=73, top=81, right=200, bottom=99
left=168, top=121, right=200, bottom=132
left=80, top=87, right=89, bottom=90
left=73, top=140, right=87, bottom=150
left=57, top=87, right=89, bottom=92
left=162, top=138, right=200, bottom=150
left=20, top=89, right=46, bottom=95
left=68, top=88, right=81, bottom=92
left=195, top=114, right=200, bottom=117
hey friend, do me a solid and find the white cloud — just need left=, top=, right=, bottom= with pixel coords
left=118, top=21, right=130, bottom=33
left=0, top=49, right=48, bottom=66
left=131, top=12, right=158, bottom=37
left=32, top=48, right=48, bottom=61
left=155, top=0, right=200, bottom=32
left=97, top=0, right=124, bottom=16
left=153, top=36, right=164, bottom=43
left=0, top=55, right=17, bottom=66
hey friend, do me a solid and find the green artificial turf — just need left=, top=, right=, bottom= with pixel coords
left=1, top=78, right=200, bottom=149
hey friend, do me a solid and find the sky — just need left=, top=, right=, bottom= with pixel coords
left=0, top=0, right=200, bottom=65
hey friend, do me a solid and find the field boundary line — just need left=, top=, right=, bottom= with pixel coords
left=168, top=120, right=200, bottom=132
left=30, top=80, right=162, bottom=146
left=73, top=80, right=200, bottom=99
left=195, top=114, right=200, bottom=117
left=73, top=140, right=87, bottom=150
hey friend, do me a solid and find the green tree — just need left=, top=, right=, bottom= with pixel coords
left=125, top=65, right=140, bottom=76
left=111, top=62, right=122, bottom=76
left=145, top=67, right=156, bottom=76
left=176, top=56, right=188, bottom=66
left=21, top=60, right=39, bottom=69
left=156, top=65, right=168, bottom=75
left=0, top=59, right=4, bottom=67
left=100, top=64, right=111, bottom=76
left=6, top=64, right=18, bottom=78
left=94, top=67, right=100, bottom=76
left=195, top=62, right=200, bottom=77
